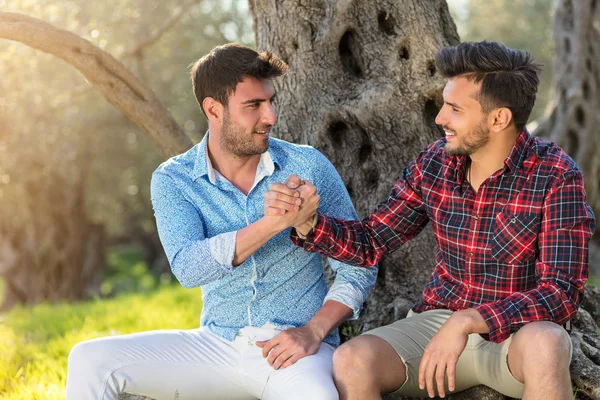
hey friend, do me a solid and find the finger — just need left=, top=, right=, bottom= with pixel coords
left=266, top=187, right=301, bottom=205
left=297, top=182, right=316, bottom=197
left=267, top=345, right=287, bottom=366
left=255, top=340, right=266, bottom=348
left=447, top=359, right=456, bottom=393
left=418, top=355, right=428, bottom=390
left=272, top=350, right=294, bottom=370
left=261, top=337, right=279, bottom=358
left=436, top=362, right=446, bottom=398
left=425, top=362, right=436, bottom=398
left=268, top=182, right=300, bottom=198
left=284, top=174, right=302, bottom=189
left=264, top=206, right=287, bottom=216
left=281, top=353, right=301, bottom=369
left=265, top=199, right=299, bottom=212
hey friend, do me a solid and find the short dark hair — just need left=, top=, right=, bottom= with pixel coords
left=435, top=41, right=543, bottom=132
left=190, top=43, right=288, bottom=117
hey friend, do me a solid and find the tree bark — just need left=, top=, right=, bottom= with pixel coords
left=250, top=0, right=457, bottom=327
left=0, top=12, right=193, bottom=158
left=533, top=0, right=600, bottom=238
left=530, top=0, right=600, bottom=398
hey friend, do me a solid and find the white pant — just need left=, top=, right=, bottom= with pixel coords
left=66, top=326, right=338, bottom=400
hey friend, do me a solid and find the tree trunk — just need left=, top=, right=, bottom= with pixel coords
left=533, top=1, right=600, bottom=226
left=251, top=0, right=457, bottom=325
left=251, top=0, right=600, bottom=399
left=530, top=0, right=600, bottom=398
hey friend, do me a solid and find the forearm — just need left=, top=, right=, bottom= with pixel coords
left=451, top=308, right=489, bottom=335
left=292, top=213, right=393, bottom=267
left=305, top=300, right=353, bottom=341
left=233, top=216, right=285, bottom=266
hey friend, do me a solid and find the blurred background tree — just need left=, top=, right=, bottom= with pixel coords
left=0, top=0, right=254, bottom=309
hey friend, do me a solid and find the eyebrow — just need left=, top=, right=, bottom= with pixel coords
left=242, top=94, right=277, bottom=105
left=445, top=101, right=463, bottom=110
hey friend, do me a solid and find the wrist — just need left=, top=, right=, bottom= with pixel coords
left=305, top=318, right=328, bottom=342
left=262, top=215, right=289, bottom=235
left=296, top=213, right=317, bottom=237
left=453, top=309, right=488, bottom=335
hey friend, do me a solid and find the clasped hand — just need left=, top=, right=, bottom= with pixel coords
left=264, top=174, right=319, bottom=232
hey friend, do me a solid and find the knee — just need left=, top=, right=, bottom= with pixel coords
left=517, top=322, right=571, bottom=366
left=68, top=338, right=115, bottom=372
left=333, top=337, right=376, bottom=376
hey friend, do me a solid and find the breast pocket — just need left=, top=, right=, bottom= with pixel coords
left=491, top=212, right=539, bottom=264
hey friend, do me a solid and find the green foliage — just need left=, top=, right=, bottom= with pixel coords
left=0, top=285, right=202, bottom=400
left=101, top=245, right=159, bottom=297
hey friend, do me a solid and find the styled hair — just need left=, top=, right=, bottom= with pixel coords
left=190, top=43, right=288, bottom=117
left=435, top=41, right=543, bottom=132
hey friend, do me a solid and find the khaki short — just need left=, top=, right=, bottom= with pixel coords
left=364, top=309, right=562, bottom=399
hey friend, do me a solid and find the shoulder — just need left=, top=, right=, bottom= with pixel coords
left=269, top=137, right=333, bottom=172
left=529, top=136, right=581, bottom=180
left=153, top=144, right=198, bottom=177
left=152, top=144, right=200, bottom=189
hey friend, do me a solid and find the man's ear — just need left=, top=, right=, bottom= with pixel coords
left=203, top=97, right=224, bottom=123
left=490, top=107, right=513, bottom=132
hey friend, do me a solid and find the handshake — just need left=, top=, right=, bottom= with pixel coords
left=263, top=173, right=320, bottom=236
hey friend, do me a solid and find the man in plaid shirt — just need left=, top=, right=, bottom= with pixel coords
left=264, top=41, right=596, bottom=399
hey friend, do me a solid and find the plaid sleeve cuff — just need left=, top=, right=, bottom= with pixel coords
left=473, top=303, right=512, bottom=343
left=291, top=212, right=331, bottom=252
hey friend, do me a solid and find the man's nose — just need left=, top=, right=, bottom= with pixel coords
left=434, top=105, right=447, bottom=126
left=262, top=103, right=276, bottom=126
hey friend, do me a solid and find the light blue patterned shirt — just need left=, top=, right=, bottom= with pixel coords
left=151, top=134, right=377, bottom=346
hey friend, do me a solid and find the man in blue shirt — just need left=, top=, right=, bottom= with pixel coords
left=66, top=43, right=377, bottom=400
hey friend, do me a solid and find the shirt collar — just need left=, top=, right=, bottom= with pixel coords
left=503, top=129, right=531, bottom=174
left=192, top=132, right=280, bottom=184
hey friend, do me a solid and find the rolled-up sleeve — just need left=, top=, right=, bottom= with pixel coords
left=151, top=169, right=237, bottom=287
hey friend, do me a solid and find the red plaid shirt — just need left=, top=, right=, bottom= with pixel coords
left=292, top=130, right=596, bottom=343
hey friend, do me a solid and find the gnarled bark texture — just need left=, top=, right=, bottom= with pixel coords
left=534, top=0, right=600, bottom=225
left=531, top=0, right=600, bottom=398
left=250, top=0, right=456, bottom=330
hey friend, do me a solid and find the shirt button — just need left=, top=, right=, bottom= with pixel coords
left=511, top=217, right=517, bottom=223
left=468, top=252, right=474, bottom=257
left=474, top=214, right=480, bottom=220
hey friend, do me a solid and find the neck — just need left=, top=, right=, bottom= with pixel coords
left=468, top=129, right=519, bottom=189
left=206, top=130, right=261, bottom=194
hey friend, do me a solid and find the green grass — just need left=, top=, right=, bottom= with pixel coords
left=0, top=284, right=202, bottom=400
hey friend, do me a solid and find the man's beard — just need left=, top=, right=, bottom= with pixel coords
left=444, top=120, right=490, bottom=156
left=221, top=111, right=270, bottom=158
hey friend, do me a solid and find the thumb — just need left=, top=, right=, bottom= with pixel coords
left=284, top=174, right=302, bottom=189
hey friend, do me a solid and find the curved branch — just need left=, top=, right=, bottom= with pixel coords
left=123, top=0, right=198, bottom=58
left=0, top=12, right=193, bottom=158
